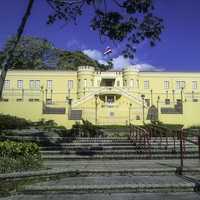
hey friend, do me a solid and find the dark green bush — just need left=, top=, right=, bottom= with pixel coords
left=0, top=114, right=31, bottom=130
left=0, top=141, right=42, bottom=173
left=71, top=120, right=104, bottom=137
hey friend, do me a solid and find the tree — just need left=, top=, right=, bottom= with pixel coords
left=57, top=50, right=113, bottom=70
left=2, top=36, right=55, bottom=69
left=0, top=0, right=164, bottom=98
left=0, top=0, right=34, bottom=99
left=0, top=36, right=113, bottom=70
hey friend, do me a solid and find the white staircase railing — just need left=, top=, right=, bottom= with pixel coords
left=72, top=87, right=146, bottom=108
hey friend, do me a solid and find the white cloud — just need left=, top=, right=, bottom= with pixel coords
left=83, top=49, right=109, bottom=65
left=112, top=55, right=132, bottom=69
left=133, top=64, right=164, bottom=72
left=83, top=48, right=163, bottom=71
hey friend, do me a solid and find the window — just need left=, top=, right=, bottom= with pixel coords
left=91, top=79, right=94, bottom=87
left=47, top=80, right=52, bottom=89
left=144, top=80, right=149, bottom=89
left=117, top=80, right=120, bottom=87
left=176, top=81, right=185, bottom=89
left=4, top=80, right=10, bottom=89
left=164, top=81, right=169, bottom=89
left=30, top=80, right=40, bottom=89
left=192, top=81, right=198, bottom=90
left=17, top=80, right=23, bottom=89
left=68, top=80, right=73, bottom=89
left=35, top=80, right=40, bottom=89
left=130, top=79, right=134, bottom=87
left=29, top=80, right=35, bottom=89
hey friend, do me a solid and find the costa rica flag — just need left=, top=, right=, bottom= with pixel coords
left=103, top=46, right=112, bottom=55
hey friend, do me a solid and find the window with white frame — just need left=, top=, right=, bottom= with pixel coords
left=4, top=80, right=10, bottom=89
left=29, top=80, right=35, bottom=89
left=192, top=81, right=198, bottom=90
left=30, top=80, right=40, bottom=89
left=47, top=80, right=52, bottom=89
left=130, top=79, right=134, bottom=87
left=176, top=81, right=185, bottom=89
left=164, top=81, right=169, bottom=89
left=17, top=80, right=23, bottom=89
left=68, top=80, right=73, bottom=89
left=144, top=80, right=149, bottom=89
left=35, top=80, right=40, bottom=89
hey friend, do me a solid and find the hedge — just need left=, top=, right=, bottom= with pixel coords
left=0, top=141, right=42, bottom=173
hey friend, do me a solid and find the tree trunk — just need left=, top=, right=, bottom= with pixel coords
left=0, top=0, right=35, bottom=99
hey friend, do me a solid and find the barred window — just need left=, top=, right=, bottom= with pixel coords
left=30, top=80, right=40, bottom=89
left=29, top=80, right=35, bottom=89
left=192, top=81, right=198, bottom=90
left=17, top=80, right=23, bottom=89
left=176, top=81, right=185, bottom=89
left=164, top=81, right=169, bottom=89
left=68, top=80, right=73, bottom=89
left=35, top=80, right=40, bottom=89
left=4, top=80, right=10, bottom=89
left=144, top=80, right=149, bottom=89
left=47, top=80, right=52, bottom=89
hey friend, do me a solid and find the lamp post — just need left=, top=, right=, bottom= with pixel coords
left=95, top=94, right=98, bottom=125
left=68, top=98, right=72, bottom=119
left=181, top=87, right=184, bottom=102
left=172, top=89, right=175, bottom=105
left=141, top=94, right=145, bottom=124
left=180, top=87, right=184, bottom=114
left=157, top=96, right=160, bottom=121
left=129, top=103, right=132, bottom=125
left=151, top=89, right=153, bottom=106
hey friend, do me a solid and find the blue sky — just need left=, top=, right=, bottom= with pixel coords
left=0, top=0, right=200, bottom=71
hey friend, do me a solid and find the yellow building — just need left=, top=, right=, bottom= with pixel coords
left=1, top=66, right=200, bottom=128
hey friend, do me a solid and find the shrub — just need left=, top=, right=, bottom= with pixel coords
left=0, top=141, right=42, bottom=173
left=0, top=114, right=31, bottom=130
left=71, top=120, right=104, bottom=137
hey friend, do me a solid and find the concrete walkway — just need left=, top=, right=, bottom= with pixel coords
left=1, top=192, right=200, bottom=200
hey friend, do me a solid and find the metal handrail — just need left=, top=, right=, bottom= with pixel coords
left=129, top=124, right=151, bottom=157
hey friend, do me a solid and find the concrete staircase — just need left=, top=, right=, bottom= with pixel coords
left=1, top=131, right=200, bottom=199
left=39, top=137, right=199, bottom=161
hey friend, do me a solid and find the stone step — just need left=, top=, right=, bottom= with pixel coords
left=40, top=145, right=198, bottom=151
left=9, top=192, right=200, bottom=200
left=40, top=149, right=199, bottom=155
left=38, top=142, right=197, bottom=147
left=22, top=175, right=195, bottom=194
left=41, top=154, right=200, bottom=160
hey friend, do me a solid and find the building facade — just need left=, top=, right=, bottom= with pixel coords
left=1, top=66, right=200, bottom=128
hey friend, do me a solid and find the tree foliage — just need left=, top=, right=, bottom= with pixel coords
left=2, top=36, right=54, bottom=69
left=46, top=0, right=164, bottom=58
left=0, top=36, right=112, bottom=71
left=0, top=0, right=163, bottom=98
left=58, top=50, right=113, bottom=70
